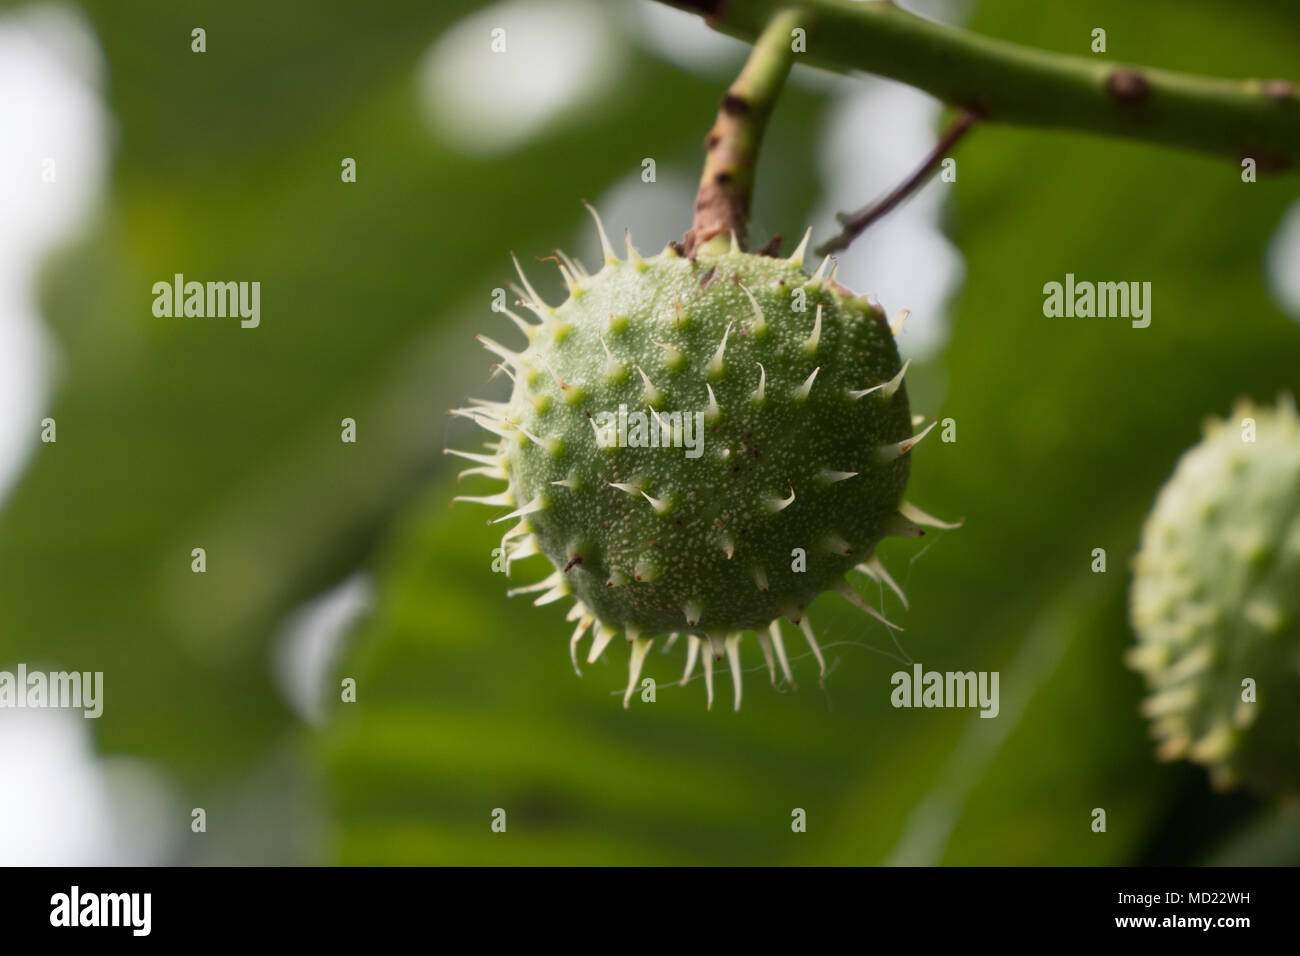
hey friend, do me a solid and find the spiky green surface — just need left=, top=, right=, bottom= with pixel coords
left=1129, top=397, right=1300, bottom=795
left=511, top=246, right=909, bottom=632
left=453, top=215, right=944, bottom=708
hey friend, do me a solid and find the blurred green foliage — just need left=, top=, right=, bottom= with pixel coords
left=3, top=0, right=1298, bottom=864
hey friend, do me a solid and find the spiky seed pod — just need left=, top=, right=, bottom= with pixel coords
left=451, top=206, right=952, bottom=709
left=1128, top=395, right=1300, bottom=795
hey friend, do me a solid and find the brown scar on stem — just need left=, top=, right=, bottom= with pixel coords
left=699, top=266, right=719, bottom=289
left=677, top=0, right=724, bottom=16
left=757, top=234, right=783, bottom=257
left=1262, top=79, right=1297, bottom=100
left=563, top=554, right=583, bottom=572
left=1247, top=151, right=1291, bottom=173
left=721, top=93, right=750, bottom=115
left=1105, top=68, right=1151, bottom=104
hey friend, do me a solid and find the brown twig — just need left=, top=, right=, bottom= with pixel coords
left=816, top=109, right=977, bottom=257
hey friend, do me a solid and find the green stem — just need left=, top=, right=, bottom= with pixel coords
left=684, top=7, right=803, bottom=255
left=661, top=0, right=1300, bottom=171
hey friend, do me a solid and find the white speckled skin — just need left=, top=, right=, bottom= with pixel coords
left=1129, top=396, right=1300, bottom=794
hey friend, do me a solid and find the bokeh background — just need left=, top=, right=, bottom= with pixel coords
left=2, top=0, right=1299, bottom=865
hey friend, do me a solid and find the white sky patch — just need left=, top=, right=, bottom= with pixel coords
left=272, top=574, right=373, bottom=726
left=0, top=707, right=177, bottom=865
left=0, top=5, right=180, bottom=868
left=0, top=3, right=108, bottom=508
left=419, top=0, right=622, bottom=155
left=572, top=168, right=696, bottom=270
left=628, top=0, right=748, bottom=78
left=895, top=0, right=973, bottom=22
left=812, top=78, right=965, bottom=360
left=1266, top=197, right=1300, bottom=324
